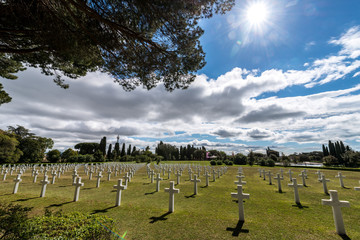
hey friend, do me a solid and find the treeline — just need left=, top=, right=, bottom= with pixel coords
left=0, top=126, right=53, bottom=164
left=155, top=141, right=208, bottom=160
left=322, top=140, right=359, bottom=167
left=47, top=136, right=161, bottom=163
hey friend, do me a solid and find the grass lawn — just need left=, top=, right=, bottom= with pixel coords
left=1, top=163, right=360, bottom=240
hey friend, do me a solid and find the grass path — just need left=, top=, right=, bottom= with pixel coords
left=1, top=164, right=359, bottom=239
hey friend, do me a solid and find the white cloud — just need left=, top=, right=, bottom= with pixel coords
left=2, top=26, right=360, bottom=154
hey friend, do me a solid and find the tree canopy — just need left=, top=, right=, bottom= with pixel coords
left=0, top=0, right=234, bottom=104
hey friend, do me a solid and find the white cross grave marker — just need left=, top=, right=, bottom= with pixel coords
left=13, top=174, right=22, bottom=194
left=113, top=179, right=127, bottom=206
left=165, top=181, right=180, bottom=212
left=335, top=172, right=346, bottom=188
left=51, top=171, right=57, bottom=184
left=175, top=170, right=181, bottom=185
left=155, top=173, right=163, bottom=192
left=231, top=185, right=250, bottom=221
left=96, top=171, right=102, bottom=188
left=288, top=178, right=302, bottom=204
left=73, top=177, right=84, bottom=202
left=274, top=173, right=283, bottom=193
left=191, top=174, right=201, bottom=195
left=320, top=174, right=330, bottom=195
left=124, top=172, right=130, bottom=187
left=299, top=171, right=307, bottom=187
left=40, top=175, right=50, bottom=197
left=235, top=175, right=246, bottom=185
left=204, top=171, right=210, bottom=186
left=322, top=190, right=350, bottom=235
left=33, top=170, right=39, bottom=183
left=288, top=169, right=293, bottom=182
left=150, top=170, right=155, bottom=183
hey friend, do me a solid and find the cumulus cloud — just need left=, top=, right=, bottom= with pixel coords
left=1, top=26, right=360, bottom=154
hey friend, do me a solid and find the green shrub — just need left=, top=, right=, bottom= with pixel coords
left=28, top=211, right=114, bottom=239
left=259, top=158, right=266, bottom=166
left=210, top=160, right=216, bottom=165
left=0, top=202, right=32, bottom=240
left=267, top=159, right=275, bottom=167
left=234, top=153, right=247, bottom=165
left=0, top=203, right=115, bottom=240
left=216, top=160, right=223, bottom=165
left=227, top=161, right=233, bottom=166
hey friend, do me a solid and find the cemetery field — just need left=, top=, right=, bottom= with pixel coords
left=1, top=164, right=360, bottom=240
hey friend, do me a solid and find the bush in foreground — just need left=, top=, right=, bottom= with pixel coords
left=0, top=202, right=115, bottom=240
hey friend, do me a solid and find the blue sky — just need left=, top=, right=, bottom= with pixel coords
left=1, top=0, right=360, bottom=155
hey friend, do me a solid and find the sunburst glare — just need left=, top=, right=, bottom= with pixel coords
left=245, top=1, right=270, bottom=32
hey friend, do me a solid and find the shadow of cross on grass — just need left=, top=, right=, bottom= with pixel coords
left=149, top=212, right=171, bottom=223
left=91, top=206, right=117, bottom=215
left=340, top=234, right=352, bottom=240
left=292, top=203, right=309, bottom=209
left=226, top=220, right=249, bottom=236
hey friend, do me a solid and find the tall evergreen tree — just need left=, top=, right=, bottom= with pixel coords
left=328, top=141, right=336, bottom=157
left=99, top=137, right=107, bottom=157
left=127, top=144, right=132, bottom=156
left=107, top=144, right=112, bottom=161
left=340, top=141, right=346, bottom=154
left=121, top=143, right=126, bottom=157
left=322, top=144, right=329, bottom=156
left=132, top=146, right=136, bottom=156
left=114, top=142, right=120, bottom=157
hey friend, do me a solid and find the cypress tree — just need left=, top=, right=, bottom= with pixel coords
left=132, top=146, right=136, bottom=155
left=99, top=136, right=107, bottom=157
left=340, top=141, right=346, bottom=153
left=121, top=143, right=126, bottom=157
left=328, top=141, right=336, bottom=157
left=127, top=144, right=132, bottom=155
left=322, top=144, right=329, bottom=156
left=114, top=142, right=120, bottom=157
left=107, top=144, right=112, bottom=161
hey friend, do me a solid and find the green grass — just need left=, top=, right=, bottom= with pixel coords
left=1, top=164, right=360, bottom=239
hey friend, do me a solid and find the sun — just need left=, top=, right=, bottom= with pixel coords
left=246, top=2, right=269, bottom=27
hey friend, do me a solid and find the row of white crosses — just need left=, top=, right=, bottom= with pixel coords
left=259, top=168, right=358, bottom=235
left=232, top=168, right=250, bottom=222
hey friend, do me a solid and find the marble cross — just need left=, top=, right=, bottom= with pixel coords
left=40, top=175, right=50, bottom=197
left=124, top=172, right=130, bottom=187
left=73, top=177, right=84, bottom=202
left=33, top=170, right=39, bottom=183
left=96, top=171, right=102, bottom=188
left=288, top=169, right=293, bottom=182
left=299, top=171, right=307, bottom=187
left=274, top=173, right=283, bottom=193
left=204, top=171, right=210, bottom=187
left=175, top=170, right=181, bottom=185
left=165, top=181, right=180, bottom=213
left=322, top=190, right=350, bottom=235
left=113, top=179, right=127, bottom=206
left=13, top=174, right=22, bottom=194
left=231, top=185, right=250, bottom=221
left=191, top=174, right=201, bottom=195
left=51, top=171, right=57, bottom=184
left=335, top=172, right=346, bottom=188
left=150, top=170, right=155, bottom=183
left=155, top=173, right=163, bottom=192
left=288, top=178, right=302, bottom=204
left=319, top=174, right=330, bottom=195
left=235, top=175, right=246, bottom=185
